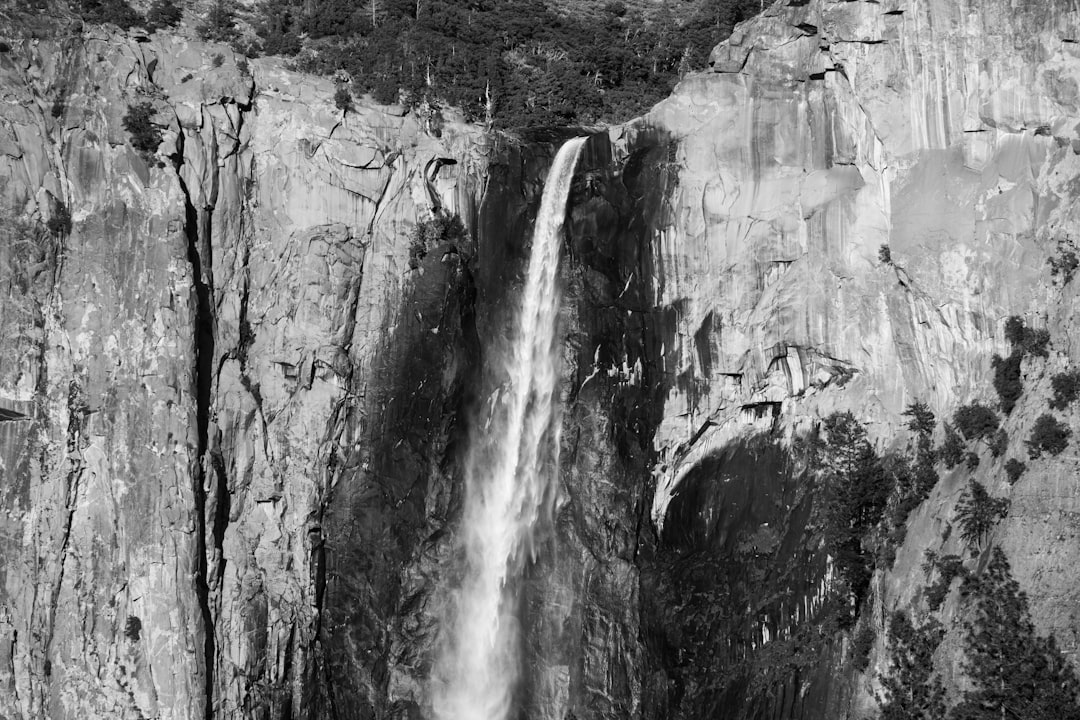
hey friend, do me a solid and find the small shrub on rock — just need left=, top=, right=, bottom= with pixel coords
left=122, top=102, right=162, bottom=156
left=46, top=203, right=71, bottom=237
left=940, top=423, right=965, bottom=469
left=953, top=402, right=999, bottom=442
left=334, top=85, right=354, bottom=113
left=878, top=244, right=892, bottom=265
left=991, top=352, right=1023, bottom=414
left=1004, top=315, right=1026, bottom=347
left=1004, top=315, right=1050, bottom=358
left=1049, top=237, right=1079, bottom=284
left=1026, top=414, right=1071, bottom=458
left=50, top=88, right=66, bottom=119
left=1023, top=327, right=1051, bottom=358
left=965, top=451, right=979, bottom=470
left=1050, top=369, right=1080, bottom=411
left=1004, top=458, right=1026, bottom=484
left=123, top=615, right=142, bottom=642
left=409, top=212, right=467, bottom=269
left=922, top=551, right=967, bottom=612
left=989, top=428, right=1008, bottom=458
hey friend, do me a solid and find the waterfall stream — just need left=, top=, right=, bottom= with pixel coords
left=432, top=137, right=586, bottom=720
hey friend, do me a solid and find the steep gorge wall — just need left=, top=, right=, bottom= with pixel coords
left=4, top=0, right=1080, bottom=719
left=0, top=18, right=491, bottom=719
left=598, top=0, right=1080, bottom=716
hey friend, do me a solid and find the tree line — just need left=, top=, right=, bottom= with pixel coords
left=72, top=0, right=764, bottom=127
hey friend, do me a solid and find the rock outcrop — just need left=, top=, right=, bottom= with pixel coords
left=594, top=0, right=1080, bottom=716
left=0, top=18, right=488, bottom=719
left=3, top=0, right=1080, bottom=719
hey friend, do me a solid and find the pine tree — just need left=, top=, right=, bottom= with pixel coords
left=940, top=422, right=965, bottom=469
left=145, top=0, right=182, bottom=30
left=198, top=0, right=239, bottom=42
left=991, top=352, right=1023, bottom=414
left=952, top=403, right=999, bottom=442
left=76, top=0, right=142, bottom=28
left=949, top=548, right=1080, bottom=720
left=1027, top=413, right=1071, bottom=458
left=815, top=412, right=890, bottom=622
left=878, top=611, right=946, bottom=720
left=903, top=401, right=936, bottom=436
left=253, top=0, right=301, bottom=55
left=954, top=480, right=1008, bottom=553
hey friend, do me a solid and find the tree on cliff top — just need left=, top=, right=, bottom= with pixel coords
left=197, top=0, right=239, bottom=42
left=145, top=0, right=182, bottom=31
left=73, top=0, right=141, bottom=29
left=247, top=0, right=766, bottom=126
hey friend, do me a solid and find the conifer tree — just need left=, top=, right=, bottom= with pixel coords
left=954, top=480, right=1008, bottom=553
left=815, top=412, right=889, bottom=621
left=903, top=401, right=935, bottom=436
left=950, top=548, right=1080, bottom=720
left=991, top=352, right=1023, bottom=414
left=878, top=611, right=946, bottom=720
left=940, top=422, right=965, bottom=469
left=198, top=0, right=239, bottom=42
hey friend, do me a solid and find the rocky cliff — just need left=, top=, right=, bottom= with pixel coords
left=0, top=12, right=492, bottom=718
left=603, top=0, right=1080, bottom=716
left=2, top=0, right=1080, bottom=719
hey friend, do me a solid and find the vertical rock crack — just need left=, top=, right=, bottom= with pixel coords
left=172, top=138, right=219, bottom=720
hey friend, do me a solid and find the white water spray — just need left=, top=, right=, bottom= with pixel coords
left=432, top=137, right=586, bottom=720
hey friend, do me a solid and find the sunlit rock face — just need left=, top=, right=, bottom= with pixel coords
left=607, top=0, right=1080, bottom=717
left=0, top=23, right=488, bottom=720
left=642, top=0, right=1080, bottom=528
left=4, top=0, right=1080, bottom=718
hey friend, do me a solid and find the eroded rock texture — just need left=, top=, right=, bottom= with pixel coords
left=596, top=0, right=1080, bottom=717
left=0, top=19, right=489, bottom=720
left=3, top=0, right=1080, bottom=719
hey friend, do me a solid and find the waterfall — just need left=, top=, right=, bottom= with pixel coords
left=432, top=137, right=586, bottom=720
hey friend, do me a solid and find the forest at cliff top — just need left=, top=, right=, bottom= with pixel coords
left=69, top=0, right=764, bottom=127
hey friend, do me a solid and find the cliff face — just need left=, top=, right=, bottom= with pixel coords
left=0, top=21, right=490, bottom=719
left=3, top=0, right=1080, bottom=719
left=606, top=0, right=1080, bottom=716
